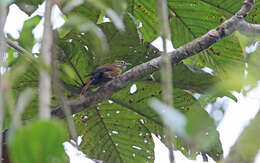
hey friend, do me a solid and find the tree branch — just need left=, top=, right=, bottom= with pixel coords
left=52, top=33, right=78, bottom=146
left=238, top=20, right=260, bottom=36
left=51, top=0, right=255, bottom=118
left=157, top=0, right=174, bottom=162
left=5, top=38, right=29, bottom=55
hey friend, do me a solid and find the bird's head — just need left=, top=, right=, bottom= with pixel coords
left=114, top=60, right=132, bottom=69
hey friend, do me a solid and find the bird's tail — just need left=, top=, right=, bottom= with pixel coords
left=80, top=79, right=94, bottom=96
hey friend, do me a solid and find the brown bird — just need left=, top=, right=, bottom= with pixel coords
left=80, top=60, right=131, bottom=95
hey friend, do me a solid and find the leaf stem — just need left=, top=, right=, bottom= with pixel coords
left=0, top=1, right=7, bottom=163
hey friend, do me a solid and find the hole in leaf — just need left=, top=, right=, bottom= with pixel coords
left=132, top=145, right=142, bottom=150
left=112, top=131, right=119, bottom=135
left=84, top=45, right=88, bottom=51
left=130, top=84, right=137, bottom=94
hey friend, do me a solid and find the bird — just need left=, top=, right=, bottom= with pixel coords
left=80, top=60, right=131, bottom=96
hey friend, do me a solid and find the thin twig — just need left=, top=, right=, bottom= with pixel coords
left=39, top=0, right=53, bottom=119
left=5, top=38, right=29, bottom=55
left=157, top=0, right=173, bottom=106
left=156, top=0, right=174, bottom=162
left=52, top=32, right=78, bottom=146
left=0, top=1, right=7, bottom=163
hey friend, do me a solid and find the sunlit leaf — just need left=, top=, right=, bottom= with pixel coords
left=19, top=16, right=41, bottom=51
left=9, top=120, right=67, bottom=163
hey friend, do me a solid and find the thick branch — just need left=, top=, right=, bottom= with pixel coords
left=51, top=0, right=255, bottom=118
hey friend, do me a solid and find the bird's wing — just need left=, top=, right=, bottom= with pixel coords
left=103, top=67, right=122, bottom=78
left=91, top=64, right=115, bottom=78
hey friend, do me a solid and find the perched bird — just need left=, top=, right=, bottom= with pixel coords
left=80, top=60, right=131, bottom=95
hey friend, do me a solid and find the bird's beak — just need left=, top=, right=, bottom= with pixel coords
left=125, top=62, right=132, bottom=66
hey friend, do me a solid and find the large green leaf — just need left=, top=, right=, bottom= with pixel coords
left=19, top=16, right=41, bottom=52
left=75, top=103, right=155, bottom=162
left=166, top=0, right=245, bottom=75
left=112, top=82, right=222, bottom=160
left=9, top=120, right=67, bottom=163
left=168, top=0, right=238, bottom=47
left=74, top=81, right=223, bottom=162
left=123, top=0, right=246, bottom=77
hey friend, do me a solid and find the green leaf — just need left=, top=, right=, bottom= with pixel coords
left=127, top=0, right=158, bottom=41
left=247, top=1, right=260, bottom=23
left=154, top=63, right=215, bottom=93
left=234, top=31, right=260, bottom=92
left=75, top=104, right=155, bottom=163
left=19, top=16, right=41, bottom=51
left=63, top=0, right=127, bottom=30
left=166, top=0, right=247, bottom=78
left=74, top=81, right=223, bottom=161
left=11, top=58, right=39, bottom=120
left=85, top=0, right=125, bottom=30
left=185, top=102, right=223, bottom=160
left=185, top=34, right=244, bottom=77
left=9, top=120, right=68, bottom=163
left=6, top=47, right=18, bottom=66
left=124, top=0, right=246, bottom=77
left=149, top=99, right=187, bottom=138
left=149, top=98, right=223, bottom=161
left=168, top=0, right=238, bottom=47
left=63, top=0, right=101, bottom=23
left=64, top=14, right=109, bottom=56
